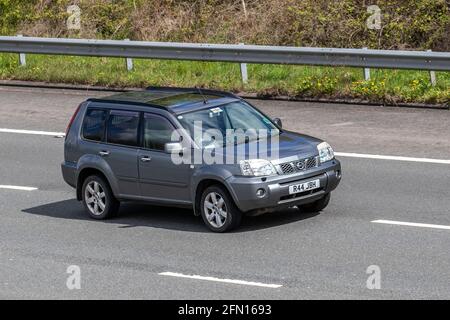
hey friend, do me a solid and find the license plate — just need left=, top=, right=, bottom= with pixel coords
left=288, top=179, right=320, bottom=194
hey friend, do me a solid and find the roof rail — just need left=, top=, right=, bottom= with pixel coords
left=146, top=86, right=240, bottom=99
left=86, top=98, right=167, bottom=110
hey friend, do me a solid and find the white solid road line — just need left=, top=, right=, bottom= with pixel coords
left=0, top=128, right=65, bottom=137
left=0, top=185, right=38, bottom=191
left=159, top=272, right=283, bottom=289
left=372, top=220, right=450, bottom=231
left=1, top=127, right=449, bottom=165
left=335, top=152, right=450, bottom=165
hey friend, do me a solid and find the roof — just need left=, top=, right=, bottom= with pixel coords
left=90, top=87, right=240, bottom=114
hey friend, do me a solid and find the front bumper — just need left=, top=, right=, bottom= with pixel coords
left=226, top=159, right=341, bottom=213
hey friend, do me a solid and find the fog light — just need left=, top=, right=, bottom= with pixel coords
left=256, top=188, right=266, bottom=198
left=336, top=170, right=342, bottom=179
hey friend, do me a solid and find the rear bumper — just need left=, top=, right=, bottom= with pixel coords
left=226, top=159, right=341, bottom=213
left=61, top=161, right=77, bottom=188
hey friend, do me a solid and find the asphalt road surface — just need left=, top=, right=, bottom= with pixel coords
left=0, top=86, right=449, bottom=299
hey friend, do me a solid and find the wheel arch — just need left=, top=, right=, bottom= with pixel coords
left=76, top=167, right=113, bottom=201
left=193, top=178, right=237, bottom=216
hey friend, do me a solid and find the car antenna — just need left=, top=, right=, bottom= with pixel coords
left=196, top=86, right=208, bottom=104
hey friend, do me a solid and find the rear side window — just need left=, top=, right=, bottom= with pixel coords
left=143, top=113, right=175, bottom=151
left=107, top=110, right=140, bottom=147
left=82, top=109, right=107, bottom=141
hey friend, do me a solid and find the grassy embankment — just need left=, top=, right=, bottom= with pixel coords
left=0, top=53, right=448, bottom=104
left=0, top=0, right=448, bottom=104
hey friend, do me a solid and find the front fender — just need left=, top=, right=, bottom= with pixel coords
left=190, top=165, right=239, bottom=214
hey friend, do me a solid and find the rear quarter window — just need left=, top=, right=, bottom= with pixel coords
left=82, top=109, right=107, bottom=141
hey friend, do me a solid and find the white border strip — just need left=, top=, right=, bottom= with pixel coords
left=159, top=272, right=282, bottom=288
left=335, top=152, right=450, bottom=164
left=0, top=128, right=65, bottom=137
left=0, top=185, right=38, bottom=191
left=372, top=219, right=450, bottom=230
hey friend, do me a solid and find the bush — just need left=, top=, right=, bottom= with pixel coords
left=285, top=0, right=449, bottom=50
left=351, top=79, right=387, bottom=100
left=295, top=76, right=338, bottom=96
left=0, top=0, right=34, bottom=35
left=0, top=0, right=447, bottom=50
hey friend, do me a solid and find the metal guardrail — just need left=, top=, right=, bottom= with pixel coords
left=0, top=36, right=449, bottom=71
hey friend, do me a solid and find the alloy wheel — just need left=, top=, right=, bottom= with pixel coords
left=203, top=192, right=227, bottom=228
left=84, top=181, right=106, bottom=216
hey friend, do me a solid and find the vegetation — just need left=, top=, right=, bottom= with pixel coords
left=0, top=0, right=448, bottom=104
left=0, top=54, right=448, bottom=104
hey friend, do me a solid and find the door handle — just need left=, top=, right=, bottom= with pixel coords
left=140, top=156, right=152, bottom=162
left=99, top=150, right=110, bottom=157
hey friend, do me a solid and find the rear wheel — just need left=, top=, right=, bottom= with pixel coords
left=82, top=175, right=119, bottom=219
left=298, top=193, right=331, bottom=213
left=200, top=185, right=242, bottom=232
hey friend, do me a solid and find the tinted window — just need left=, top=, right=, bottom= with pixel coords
left=143, top=114, right=175, bottom=151
left=82, top=109, right=107, bottom=141
left=107, top=110, right=140, bottom=146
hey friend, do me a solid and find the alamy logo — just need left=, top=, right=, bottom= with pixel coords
left=169, top=122, right=279, bottom=165
left=366, top=5, right=382, bottom=30
left=67, top=5, right=81, bottom=31
left=66, top=265, right=81, bottom=290
left=366, top=265, right=381, bottom=290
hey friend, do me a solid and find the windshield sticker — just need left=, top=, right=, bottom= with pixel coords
left=209, top=107, right=223, bottom=118
left=210, top=107, right=222, bottom=113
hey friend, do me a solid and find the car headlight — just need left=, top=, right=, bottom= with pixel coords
left=317, top=142, right=334, bottom=163
left=240, top=159, right=277, bottom=177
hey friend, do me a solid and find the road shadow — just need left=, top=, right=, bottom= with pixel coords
left=22, top=199, right=321, bottom=233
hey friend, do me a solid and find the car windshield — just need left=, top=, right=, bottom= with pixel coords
left=176, top=101, right=279, bottom=148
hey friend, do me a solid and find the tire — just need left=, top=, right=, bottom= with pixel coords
left=298, top=193, right=331, bottom=213
left=200, top=185, right=242, bottom=232
left=81, top=175, right=119, bottom=220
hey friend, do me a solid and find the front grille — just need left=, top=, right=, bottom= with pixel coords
left=278, top=156, right=319, bottom=175
left=280, top=162, right=296, bottom=174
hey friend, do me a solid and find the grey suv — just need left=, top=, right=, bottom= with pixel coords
left=62, top=87, right=341, bottom=232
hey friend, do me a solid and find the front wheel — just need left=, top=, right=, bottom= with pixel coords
left=298, top=193, right=331, bottom=213
left=81, top=175, right=119, bottom=219
left=200, top=185, right=242, bottom=232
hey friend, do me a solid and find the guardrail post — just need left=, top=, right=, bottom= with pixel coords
left=363, top=47, right=370, bottom=80
left=17, top=35, right=26, bottom=66
left=125, top=39, right=133, bottom=71
left=427, top=50, right=436, bottom=86
left=239, top=43, right=248, bottom=84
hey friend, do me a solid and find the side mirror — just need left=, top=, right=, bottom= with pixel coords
left=273, top=117, right=282, bottom=129
left=164, top=142, right=184, bottom=154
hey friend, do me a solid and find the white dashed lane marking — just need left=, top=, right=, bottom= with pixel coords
left=0, top=185, right=38, bottom=191
left=335, top=152, right=450, bottom=165
left=159, top=272, right=283, bottom=288
left=372, top=220, right=450, bottom=231
left=0, top=128, right=65, bottom=137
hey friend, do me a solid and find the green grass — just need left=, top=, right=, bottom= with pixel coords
left=0, top=53, right=448, bottom=104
